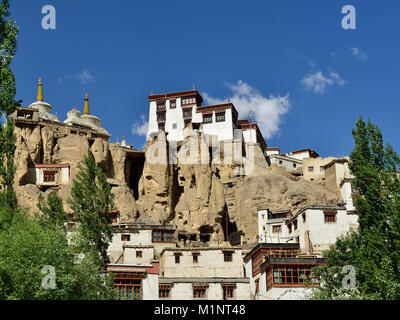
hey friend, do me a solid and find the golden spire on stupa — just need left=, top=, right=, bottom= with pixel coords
left=83, top=92, right=90, bottom=115
left=37, top=77, right=44, bottom=102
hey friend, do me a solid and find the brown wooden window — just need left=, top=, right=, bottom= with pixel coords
left=296, top=236, right=300, bottom=243
left=222, top=285, right=235, bottom=300
left=288, top=223, right=292, bottom=233
left=159, top=285, right=172, bottom=299
left=157, top=112, right=166, bottom=122
left=293, top=219, right=298, bottom=230
left=182, top=96, right=196, bottom=105
left=302, top=212, right=306, bottom=222
left=216, top=112, right=225, bottom=122
left=43, top=171, right=56, bottom=183
left=156, top=102, right=166, bottom=111
left=121, top=234, right=130, bottom=241
left=272, top=225, right=281, bottom=233
left=169, top=99, right=176, bottom=109
left=158, top=122, right=165, bottom=131
left=203, top=113, right=212, bottom=124
left=324, top=212, right=337, bottom=223
left=183, top=108, right=192, bottom=119
left=114, top=279, right=141, bottom=300
left=152, top=230, right=175, bottom=243
left=136, top=251, right=142, bottom=258
left=293, top=163, right=297, bottom=168
left=279, top=160, right=283, bottom=165
left=271, top=266, right=319, bottom=286
left=193, top=286, right=208, bottom=299
left=223, top=251, right=233, bottom=262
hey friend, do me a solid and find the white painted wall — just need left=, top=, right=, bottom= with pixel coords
left=165, top=282, right=250, bottom=300
left=160, top=249, right=244, bottom=278
left=142, top=273, right=159, bottom=300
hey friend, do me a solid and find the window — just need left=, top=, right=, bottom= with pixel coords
left=223, top=251, right=233, bottom=262
left=271, top=266, right=319, bottom=286
left=302, top=213, right=306, bottom=222
left=182, top=96, right=196, bottom=105
left=293, top=163, right=297, bottom=168
left=114, top=279, right=141, bottom=300
left=158, top=122, right=165, bottom=131
left=296, top=236, right=300, bottom=243
left=121, top=234, right=130, bottom=241
left=152, top=230, right=175, bottom=243
left=172, top=123, right=177, bottom=129
left=216, top=112, right=225, bottom=122
left=136, top=251, right=142, bottom=258
left=320, top=166, right=325, bottom=172
left=324, top=212, right=337, bottom=223
left=43, top=171, right=56, bottom=183
left=203, top=113, right=212, bottom=124
left=192, top=253, right=199, bottom=264
left=255, top=279, right=260, bottom=293
left=293, top=219, right=298, bottom=230
left=222, top=285, right=235, bottom=300
left=157, top=112, right=166, bottom=122
left=272, top=225, right=281, bottom=233
left=174, top=253, right=181, bottom=264
left=156, top=101, right=166, bottom=111
left=170, top=99, right=176, bottom=109
left=159, top=285, right=172, bottom=299
left=279, top=160, right=283, bottom=165
left=308, top=166, right=314, bottom=172
left=183, top=108, right=192, bottom=119
left=288, top=223, right=292, bottom=233
left=193, top=286, right=208, bottom=299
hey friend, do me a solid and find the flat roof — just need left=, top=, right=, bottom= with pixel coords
left=197, top=103, right=238, bottom=118
left=148, top=90, right=203, bottom=103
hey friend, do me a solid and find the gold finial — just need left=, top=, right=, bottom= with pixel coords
left=83, top=92, right=90, bottom=115
left=37, top=77, right=44, bottom=102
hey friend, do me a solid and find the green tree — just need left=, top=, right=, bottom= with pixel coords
left=0, top=0, right=18, bottom=210
left=0, top=0, right=18, bottom=116
left=37, top=191, right=68, bottom=230
left=68, top=150, right=115, bottom=269
left=311, top=116, right=400, bottom=300
left=0, top=209, right=114, bottom=300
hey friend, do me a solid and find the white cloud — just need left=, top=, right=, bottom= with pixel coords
left=76, top=69, right=95, bottom=84
left=351, top=47, right=368, bottom=62
left=131, top=114, right=148, bottom=136
left=203, top=81, right=290, bottom=139
left=301, top=71, right=346, bottom=94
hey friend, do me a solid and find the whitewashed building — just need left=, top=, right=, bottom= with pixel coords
left=244, top=243, right=325, bottom=300
left=146, top=89, right=267, bottom=155
left=107, top=223, right=177, bottom=300
left=158, top=247, right=250, bottom=300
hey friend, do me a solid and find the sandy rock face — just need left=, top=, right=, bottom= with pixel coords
left=14, top=120, right=338, bottom=247
left=137, top=133, right=339, bottom=245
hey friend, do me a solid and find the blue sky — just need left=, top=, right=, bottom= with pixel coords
left=9, top=0, right=400, bottom=157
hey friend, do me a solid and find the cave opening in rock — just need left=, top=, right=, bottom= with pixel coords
left=221, top=204, right=239, bottom=244
left=125, top=151, right=145, bottom=200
